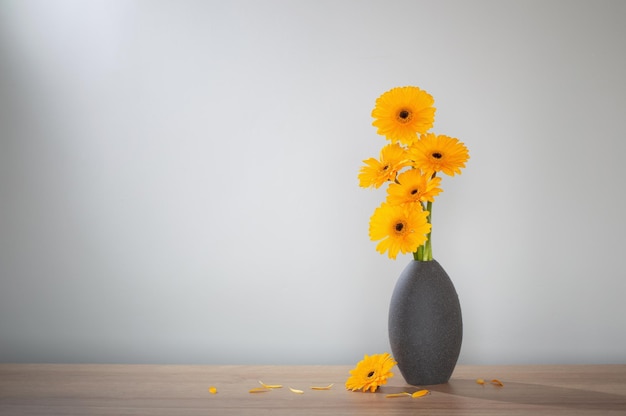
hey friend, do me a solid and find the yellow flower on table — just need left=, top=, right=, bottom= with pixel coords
left=369, top=202, right=431, bottom=260
left=386, top=168, right=443, bottom=206
left=358, top=143, right=409, bottom=189
left=371, top=86, right=436, bottom=145
left=410, top=133, right=469, bottom=177
left=346, top=353, right=397, bottom=392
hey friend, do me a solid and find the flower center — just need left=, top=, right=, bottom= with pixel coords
left=395, top=222, right=404, bottom=232
left=432, top=152, right=443, bottom=159
left=367, top=371, right=375, bottom=378
left=410, top=189, right=418, bottom=195
left=396, top=109, right=412, bottom=124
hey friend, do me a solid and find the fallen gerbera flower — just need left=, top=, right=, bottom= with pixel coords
left=345, top=353, right=397, bottom=392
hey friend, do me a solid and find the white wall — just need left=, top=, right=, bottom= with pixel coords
left=1, top=0, right=625, bottom=365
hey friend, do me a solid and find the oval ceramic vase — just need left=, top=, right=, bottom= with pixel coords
left=388, top=259, right=462, bottom=385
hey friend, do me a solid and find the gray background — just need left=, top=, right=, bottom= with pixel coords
left=1, top=0, right=625, bottom=365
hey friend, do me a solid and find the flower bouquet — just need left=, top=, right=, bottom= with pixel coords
left=358, top=86, right=469, bottom=261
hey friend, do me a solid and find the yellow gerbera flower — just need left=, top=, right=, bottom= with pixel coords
left=346, top=353, right=397, bottom=392
left=371, top=86, right=436, bottom=145
left=358, top=143, right=409, bottom=188
left=369, top=202, right=431, bottom=259
left=410, top=133, right=469, bottom=176
left=386, top=168, right=443, bottom=206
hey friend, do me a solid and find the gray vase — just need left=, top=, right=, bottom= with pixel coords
left=388, top=259, right=462, bottom=385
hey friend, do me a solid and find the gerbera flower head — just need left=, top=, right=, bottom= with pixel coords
left=346, top=353, right=397, bottom=392
left=386, top=168, right=443, bottom=206
left=369, top=202, right=431, bottom=259
left=371, top=86, right=436, bottom=145
left=358, top=143, right=409, bottom=188
left=410, top=133, right=469, bottom=176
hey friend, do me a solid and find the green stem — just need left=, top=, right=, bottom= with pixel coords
left=414, top=201, right=433, bottom=261
left=424, top=200, right=433, bottom=261
left=414, top=245, right=422, bottom=261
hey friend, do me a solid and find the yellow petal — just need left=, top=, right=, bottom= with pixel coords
left=476, top=378, right=485, bottom=385
left=289, top=387, right=304, bottom=394
left=208, top=386, right=217, bottom=394
left=310, top=383, right=334, bottom=390
left=411, top=389, right=430, bottom=398
left=249, top=387, right=271, bottom=393
left=259, top=380, right=283, bottom=389
left=385, top=392, right=411, bottom=398
left=491, top=379, right=504, bottom=387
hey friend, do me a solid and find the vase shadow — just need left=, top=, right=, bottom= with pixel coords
left=426, top=378, right=626, bottom=411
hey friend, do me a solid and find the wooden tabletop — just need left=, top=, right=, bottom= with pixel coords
left=1, top=364, right=625, bottom=415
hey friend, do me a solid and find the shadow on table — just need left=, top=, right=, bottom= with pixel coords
left=426, top=378, right=626, bottom=411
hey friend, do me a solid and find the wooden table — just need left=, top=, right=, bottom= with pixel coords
left=1, top=364, right=625, bottom=415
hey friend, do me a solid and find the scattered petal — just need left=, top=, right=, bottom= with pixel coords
left=289, top=387, right=304, bottom=394
left=385, top=392, right=411, bottom=398
left=476, top=378, right=485, bottom=385
left=249, top=387, right=271, bottom=393
left=411, top=389, right=430, bottom=398
left=208, top=386, right=217, bottom=394
left=491, top=379, right=504, bottom=387
left=259, top=381, right=283, bottom=389
left=311, top=383, right=334, bottom=390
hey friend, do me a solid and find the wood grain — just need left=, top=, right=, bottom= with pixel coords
left=1, top=364, right=625, bottom=415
